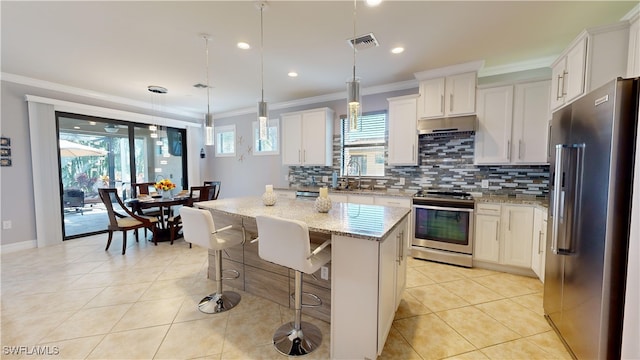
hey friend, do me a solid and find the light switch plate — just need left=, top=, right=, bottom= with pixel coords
left=320, top=266, right=329, bottom=280
left=399, top=178, right=405, bottom=185
left=481, top=179, right=489, bottom=188
left=322, top=176, right=329, bottom=182
left=3, top=220, right=12, bottom=230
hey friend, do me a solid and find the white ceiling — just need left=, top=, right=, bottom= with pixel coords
left=1, top=1, right=637, bottom=122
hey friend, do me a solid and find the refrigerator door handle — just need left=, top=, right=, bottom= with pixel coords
left=551, top=144, right=565, bottom=254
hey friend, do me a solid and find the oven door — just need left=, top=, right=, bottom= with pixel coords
left=412, top=204, right=474, bottom=254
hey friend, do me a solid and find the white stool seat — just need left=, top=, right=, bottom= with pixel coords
left=256, top=215, right=331, bottom=356
left=180, top=206, right=241, bottom=314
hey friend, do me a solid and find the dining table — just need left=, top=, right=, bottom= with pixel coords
left=127, top=195, right=191, bottom=241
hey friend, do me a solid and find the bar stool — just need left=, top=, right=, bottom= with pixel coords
left=255, top=215, right=331, bottom=356
left=180, top=206, right=242, bottom=313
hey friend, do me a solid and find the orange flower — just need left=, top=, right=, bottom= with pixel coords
left=154, top=179, right=176, bottom=191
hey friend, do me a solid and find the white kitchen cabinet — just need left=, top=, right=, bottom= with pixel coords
left=531, top=207, right=548, bottom=282
left=474, top=85, right=514, bottom=165
left=473, top=203, right=502, bottom=263
left=550, top=22, right=630, bottom=111
left=417, top=72, right=477, bottom=119
left=474, top=202, right=534, bottom=270
left=387, top=94, right=418, bottom=166
left=281, top=107, right=334, bottom=166
left=628, top=15, right=640, bottom=77
left=511, top=80, right=552, bottom=164
left=475, top=81, right=551, bottom=165
left=501, top=205, right=534, bottom=268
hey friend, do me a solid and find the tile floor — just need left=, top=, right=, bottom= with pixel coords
left=1, top=233, right=572, bottom=359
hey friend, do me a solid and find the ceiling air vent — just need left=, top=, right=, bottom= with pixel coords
left=347, top=33, right=379, bottom=51
left=193, top=83, right=208, bottom=89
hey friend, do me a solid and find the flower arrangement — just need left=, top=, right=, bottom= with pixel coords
left=155, top=179, right=176, bottom=191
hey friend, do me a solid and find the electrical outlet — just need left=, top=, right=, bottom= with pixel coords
left=322, top=176, right=329, bottom=182
left=3, top=220, right=12, bottom=230
left=399, top=177, right=405, bottom=185
left=320, top=266, right=329, bottom=280
left=481, top=179, right=489, bottom=188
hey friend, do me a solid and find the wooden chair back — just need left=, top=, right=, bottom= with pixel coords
left=190, top=185, right=216, bottom=203
left=203, top=181, right=221, bottom=200
left=99, top=188, right=139, bottom=230
left=132, top=182, right=156, bottom=197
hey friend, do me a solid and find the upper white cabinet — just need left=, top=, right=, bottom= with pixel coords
left=475, top=80, right=551, bottom=165
left=550, top=22, right=630, bottom=111
left=628, top=14, right=640, bottom=77
left=417, top=72, right=477, bottom=119
left=281, top=107, right=334, bottom=166
left=387, top=94, right=419, bottom=166
left=414, top=60, right=483, bottom=119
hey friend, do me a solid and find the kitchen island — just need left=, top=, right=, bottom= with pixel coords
left=196, top=196, right=410, bottom=359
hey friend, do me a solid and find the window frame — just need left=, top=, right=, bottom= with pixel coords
left=252, top=118, right=280, bottom=156
left=340, top=110, right=387, bottom=177
left=214, top=124, right=236, bottom=157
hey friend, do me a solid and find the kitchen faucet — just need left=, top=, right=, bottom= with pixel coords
left=346, top=159, right=361, bottom=190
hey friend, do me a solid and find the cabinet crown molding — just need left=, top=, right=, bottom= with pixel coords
left=414, top=60, right=485, bottom=80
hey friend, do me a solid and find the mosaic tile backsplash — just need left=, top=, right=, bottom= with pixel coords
left=288, top=132, right=549, bottom=196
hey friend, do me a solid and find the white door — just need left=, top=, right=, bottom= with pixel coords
left=446, top=72, right=476, bottom=116
left=388, top=95, right=418, bottom=166
left=418, top=77, right=445, bottom=118
left=474, top=85, right=514, bottom=164
left=474, top=214, right=501, bottom=263
left=564, top=37, right=587, bottom=104
left=300, top=110, right=327, bottom=165
left=501, top=205, right=534, bottom=268
left=512, top=81, right=551, bottom=164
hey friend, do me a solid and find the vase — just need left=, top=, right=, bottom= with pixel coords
left=314, top=196, right=332, bottom=213
left=162, top=189, right=172, bottom=199
left=262, top=191, right=277, bottom=206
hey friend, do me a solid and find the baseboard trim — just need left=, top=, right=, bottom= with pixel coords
left=0, top=240, right=37, bottom=254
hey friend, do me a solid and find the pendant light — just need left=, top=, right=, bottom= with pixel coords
left=148, top=85, right=167, bottom=139
left=347, top=0, right=362, bottom=132
left=202, top=34, right=215, bottom=146
left=257, top=2, right=269, bottom=141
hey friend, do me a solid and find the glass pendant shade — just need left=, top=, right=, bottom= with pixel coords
left=258, top=100, right=268, bottom=140
left=347, top=78, right=361, bottom=131
left=204, top=113, right=214, bottom=146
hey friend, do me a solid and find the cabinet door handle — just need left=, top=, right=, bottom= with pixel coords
left=400, top=230, right=404, bottom=261
left=495, top=222, right=499, bottom=241
left=556, top=74, right=563, bottom=100
left=449, top=93, right=454, bottom=112
left=412, top=144, right=415, bottom=161
left=507, top=140, right=511, bottom=160
left=440, top=94, right=444, bottom=113
left=508, top=212, right=512, bottom=231
left=298, top=150, right=301, bottom=163
left=538, top=230, right=543, bottom=254
left=547, top=124, right=552, bottom=160
left=519, top=140, right=523, bottom=160
left=303, top=150, right=306, bottom=162
left=561, top=71, right=568, bottom=96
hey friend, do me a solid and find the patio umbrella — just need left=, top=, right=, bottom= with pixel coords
left=59, top=139, right=108, bottom=157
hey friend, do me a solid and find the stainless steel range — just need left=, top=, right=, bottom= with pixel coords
left=411, top=190, right=475, bottom=267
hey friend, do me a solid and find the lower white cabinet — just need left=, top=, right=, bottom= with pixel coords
left=531, top=207, right=548, bottom=282
left=474, top=202, right=534, bottom=270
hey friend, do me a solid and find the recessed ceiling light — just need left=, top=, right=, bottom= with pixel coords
left=391, top=47, right=405, bottom=54
left=366, top=0, right=382, bottom=6
left=88, top=121, right=97, bottom=125
left=73, top=126, right=80, bottom=129
left=288, top=71, right=298, bottom=78
left=237, top=42, right=251, bottom=50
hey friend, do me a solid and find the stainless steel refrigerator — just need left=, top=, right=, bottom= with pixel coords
left=544, top=77, right=639, bottom=359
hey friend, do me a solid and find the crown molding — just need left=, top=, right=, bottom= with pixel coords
left=478, top=56, right=557, bottom=78
left=2, top=72, right=201, bottom=120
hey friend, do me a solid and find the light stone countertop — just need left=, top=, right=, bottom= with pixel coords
left=196, top=196, right=411, bottom=241
left=275, top=186, right=417, bottom=198
left=474, top=194, right=549, bottom=208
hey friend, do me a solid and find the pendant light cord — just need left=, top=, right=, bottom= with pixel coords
left=205, top=36, right=211, bottom=115
left=261, top=3, right=265, bottom=102
left=352, top=0, right=357, bottom=82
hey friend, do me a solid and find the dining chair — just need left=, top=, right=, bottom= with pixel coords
left=99, top=188, right=159, bottom=254
left=131, top=182, right=163, bottom=220
left=168, top=185, right=217, bottom=244
left=203, top=181, right=221, bottom=200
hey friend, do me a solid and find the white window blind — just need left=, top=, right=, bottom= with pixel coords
left=341, top=111, right=386, bottom=177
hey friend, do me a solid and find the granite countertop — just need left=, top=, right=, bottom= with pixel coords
left=196, top=196, right=411, bottom=241
left=474, top=194, right=549, bottom=208
left=275, top=186, right=417, bottom=198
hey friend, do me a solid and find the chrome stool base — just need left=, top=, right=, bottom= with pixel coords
left=272, top=321, right=322, bottom=356
left=198, top=291, right=241, bottom=314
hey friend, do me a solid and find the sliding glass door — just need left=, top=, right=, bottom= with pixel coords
left=57, top=113, right=187, bottom=239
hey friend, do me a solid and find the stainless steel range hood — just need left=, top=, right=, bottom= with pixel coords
left=417, top=115, right=476, bottom=134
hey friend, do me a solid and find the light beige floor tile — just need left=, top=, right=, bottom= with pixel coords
left=526, top=331, right=573, bottom=359
left=107, top=267, right=165, bottom=285
left=511, top=292, right=545, bottom=316
left=35, top=335, right=104, bottom=359
left=379, top=327, right=422, bottom=360
left=437, top=306, right=520, bottom=348
left=40, top=304, right=132, bottom=342
left=220, top=342, right=281, bottom=360
left=66, top=271, right=116, bottom=290
left=415, top=264, right=466, bottom=283
left=453, top=266, right=502, bottom=279
left=87, top=325, right=169, bottom=359
left=475, top=299, right=552, bottom=336
left=443, top=350, right=491, bottom=360
left=406, top=267, right=436, bottom=288
left=173, top=294, right=219, bottom=323
left=1, top=310, right=77, bottom=346
left=480, top=338, right=555, bottom=359
left=393, top=313, right=476, bottom=360
left=407, top=284, right=470, bottom=312
left=473, top=273, right=541, bottom=298
left=224, top=307, right=285, bottom=348
left=155, top=262, right=203, bottom=281
left=154, top=318, right=226, bottom=359
left=440, top=278, right=504, bottom=305
left=394, top=291, right=432, bottom=320
left=111, top=296, right=184, bottom=332
left=141, top=278, right=195, bottom=300
left=84, top=282, right=152, bottom=308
